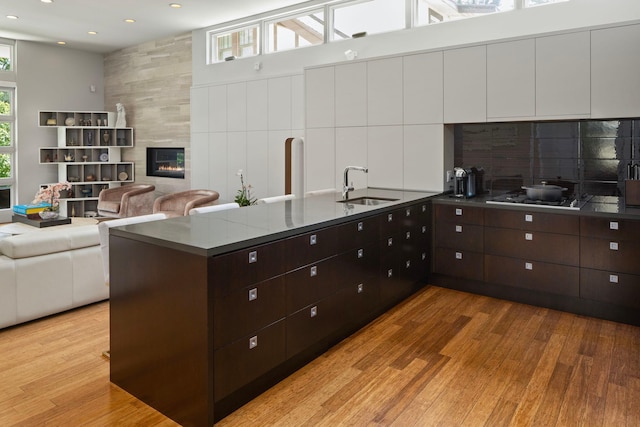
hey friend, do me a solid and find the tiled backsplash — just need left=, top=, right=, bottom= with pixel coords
left=454, top=119, right=640, bottom=197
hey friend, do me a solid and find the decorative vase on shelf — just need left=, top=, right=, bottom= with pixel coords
left=102, top=131, right=110, bottom=145
left=39, top=210, right=59, bottom=220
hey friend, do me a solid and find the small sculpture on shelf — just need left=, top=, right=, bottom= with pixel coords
left=115, top=103, right=127, bottom=128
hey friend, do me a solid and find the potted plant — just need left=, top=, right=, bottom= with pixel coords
left=234, top=170, right=257, bottom=207
left=33, top=182, right=72, bottom=219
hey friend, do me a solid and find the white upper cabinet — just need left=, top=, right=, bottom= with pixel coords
left=403, top=51, right=443, bottom=125
left=335, top=62, right=367, bottom=127
left=535, top=31, right=590, bottom=118
left=487, top=39, right=535, bottom=119
left=591, top=23, right=640, bottom=119
left=306, top=67, right=335, bottom=129
left=444, top=45, right=487, bottom=123
left=368, top=57, right=403, bottom=126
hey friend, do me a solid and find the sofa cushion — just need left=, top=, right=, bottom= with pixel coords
left=98, top=200, right=121, bottom=213
left=0, top=225, right=99, bottom=259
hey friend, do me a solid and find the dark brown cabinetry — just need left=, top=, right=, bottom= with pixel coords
left=433, top=204, right=484, bottom=281
left=580, top=216, right=640, bottom=308
left=110, top=197, right=432, bottom=427
left=484, top=209, right=580, bottom=297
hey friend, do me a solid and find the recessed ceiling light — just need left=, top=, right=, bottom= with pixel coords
left=57, top=41, right=66, bottom=45
left=6, top=15, right=19, bottom=20
left=88, top=31, right=97, bottom=35
left=169, top=3, right=182, bottom=8
left=124, top=18, right=136, bottom=23
left=41, top=0, right=54, bottom=4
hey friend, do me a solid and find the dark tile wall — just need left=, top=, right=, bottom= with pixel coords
left=454, top=119, right=640, bottom=197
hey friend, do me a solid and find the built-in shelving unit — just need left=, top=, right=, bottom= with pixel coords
left=38, top=110, right=134, bottom=218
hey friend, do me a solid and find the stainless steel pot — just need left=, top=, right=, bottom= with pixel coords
left=521, top=182, right=567, bottom=201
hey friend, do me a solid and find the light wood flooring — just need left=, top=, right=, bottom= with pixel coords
left=1, top=286, right=638, bottom=426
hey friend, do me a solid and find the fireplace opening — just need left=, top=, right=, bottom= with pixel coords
left=147, top=147, right=185, bottom=179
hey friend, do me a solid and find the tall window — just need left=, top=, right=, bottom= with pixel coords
left=0, top=43, right=10, bottom=71
left=0, top=86, right=15, bottom=212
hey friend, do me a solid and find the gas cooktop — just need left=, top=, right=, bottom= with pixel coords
left=485, top=193, right=593, bottom=211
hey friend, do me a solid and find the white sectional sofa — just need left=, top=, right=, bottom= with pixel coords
left=0, top=225, right=107, bottom=329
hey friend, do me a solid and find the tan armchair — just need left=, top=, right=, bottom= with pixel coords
left=97, top=184, right=156, bottom=218
left=153, top=189, right=220, bottom=218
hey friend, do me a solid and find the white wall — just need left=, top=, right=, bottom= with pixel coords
left=15, top=41, right=104, bottom=205
left=191, top=0, right=640, bottom=196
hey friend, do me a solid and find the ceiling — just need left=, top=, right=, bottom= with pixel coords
left=0, top=0, right=306, bottom=54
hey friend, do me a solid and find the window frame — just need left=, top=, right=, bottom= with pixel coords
left=263, top=7, right=327, bottom=54
left=208, top=22, right=261, bottom=63
left=0, top=83, right=16, bottom=216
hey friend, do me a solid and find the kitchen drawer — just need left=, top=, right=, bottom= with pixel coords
left=581, top=237, right=640, bottom=275
left=434, top=203, right=484, bottom=225
left=333, top=243, right=380, bottom=289
left=433, top=247, right=484, bottom=281
left=485, top=227, right=579, bottom=266
left=214, top=319, right=286, bottom=400
left=484, top=208, right=579, bottom=234
left=210, top=239, right=288, bottom=297
left=285, top=256, right=340, bottom=314
left=435, top=222, right=483, bottom=252
left=580, top=268, right=640, bottom=309
left=345, top=279, right=380, bottom=326
left=580, top=216, right=640, bottom=240
left=213, top=276, right=286, bottom=349
left=286, top=226, right=339, bottom=270
left=485, top=254, right=579, bottom=297
left=286, top=291, right=350, bottom=357
left=334, top=215, right=380, bottom=249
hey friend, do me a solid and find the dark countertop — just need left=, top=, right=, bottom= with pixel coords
left=432, top=193, right=640, bottom=219
left=109, top=188, right=441, bottom=257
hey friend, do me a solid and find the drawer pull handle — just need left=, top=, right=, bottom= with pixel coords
left=525, top=262, right=533, bottom=270
left=455, top=208, right=463, bottom=216
left=422, top=225, right=427, bottom=234
left=358, top=248, right=364, bottom=258
left=525, top=233, right=533, bottom=241
left=525, top=214, right=533, bottom=223
left=388, top=237, right=393, bottom=247
left=357, top=222, right=364, bottom=232
left=422, top=205, right=427, bottom=212
left=310, top=234, right=317, bottom=245
left=406, top=231, right=411, bottom=240
left=609, top=242, right=619, bottom=251
left=310, top=306, right=318, bottom=317
left=422, top=252, right=427, bottom=260
left=455, top=252, right=463, bottom=260
left=455, top=225, right=463, bottom=233
left=357, top=283, right=364, bottom=293
left=388, top=213, right=393, bottom=222
left=609, top=221, right=619, bottom=230
left=248, top=251, right=258, bottom=264
left=310, top=266, right=318, bottom=277
left=406, top=260, right=411, bottom=269
left=249, top=336, right=258, bottom=349
left=406, top=208, right=411, bottom=217
left=609, top=274, right=619, bottom=284
left=387, top=269, right=393, bottom=278
left=248, top=288, right=258, bottom=301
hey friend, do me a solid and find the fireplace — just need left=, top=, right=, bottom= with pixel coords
left=147, top=147, right=185, bottom=179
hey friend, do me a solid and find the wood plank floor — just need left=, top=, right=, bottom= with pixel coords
left=1, top=285, right=638, bottom=426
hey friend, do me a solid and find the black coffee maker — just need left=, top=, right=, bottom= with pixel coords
left=453, top=167, right=476, bottom=198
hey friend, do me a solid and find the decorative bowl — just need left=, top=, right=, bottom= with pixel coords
left=39, top=210, right=59, bottom=220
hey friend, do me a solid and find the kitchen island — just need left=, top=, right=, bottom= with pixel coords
left=108, top=188, right=438, bottom=426
left=431, top=194, right=640, bottom=328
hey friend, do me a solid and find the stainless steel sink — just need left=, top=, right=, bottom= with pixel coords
left=337, top=196, right=399, bottom=206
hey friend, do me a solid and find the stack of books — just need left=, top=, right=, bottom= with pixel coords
left=13, top=203, right=52, bottom=219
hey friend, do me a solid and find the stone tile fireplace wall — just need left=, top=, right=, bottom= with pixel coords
left=454, top=119, right=640, bottom=197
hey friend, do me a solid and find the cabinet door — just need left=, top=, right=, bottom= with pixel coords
left=535, top=31, right=590, bottom=118
left=335, top=62, right=367, bottom=127
left=214, top=320, right=286, bottom=400
left=580, top=268, right=640, bottom=309
left=485, top=255, right=579, bottom=297
left=433, top=247, right=483, bottom=281
left=485, top=227, right=579, bottom=266
left=368, top=57, right=403, bottom=126
left=591, top=24, right=640, bottom=118
left=434, top=204, right=484, bottom=225
left=435, top=222, right=484, bottom=253
left=487, top=39, right=535, bottom=119
left=580, top=216, right=640, bottom=240
left=286, top=226, right=339, bottom=270
left=306, top=66, right=335, bottom=129
left=485, top=208, right=579, bottom=235
left=581, top=237, right=640, bottom=275
left=444, top=45, right=487, bottom=123
left=403, top=51, right=444, bottom=125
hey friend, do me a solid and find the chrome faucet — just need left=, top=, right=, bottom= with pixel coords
left=342, top=166, right=368, bottom=199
